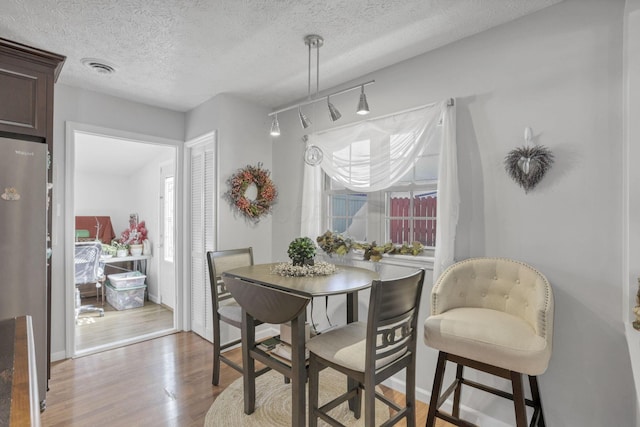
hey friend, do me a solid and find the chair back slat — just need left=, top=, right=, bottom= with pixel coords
left=207, top=248, right=253, bottom=311
left=74, top=242, right=104, bottom=285
left=366, top=269, right=425, bottom=369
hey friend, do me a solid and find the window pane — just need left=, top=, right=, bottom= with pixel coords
left=329, top=193, right=367, bottom=240
left=387, top=191, right=437, bottom=246
left=164, top=176, right=175, bottom=261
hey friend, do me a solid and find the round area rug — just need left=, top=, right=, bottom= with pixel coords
left=205, top=368, right=389, bottom=426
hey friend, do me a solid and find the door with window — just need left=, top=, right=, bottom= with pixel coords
left=189, top=136, right=216, bottom=341
left=159, top=161, right=176, bottom=308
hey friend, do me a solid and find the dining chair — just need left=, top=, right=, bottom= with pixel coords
left=423, top=257, right=554, bottom=427
left=206, top=248, right=269, bottom=385
left=307, top=268, right=426, bottom=427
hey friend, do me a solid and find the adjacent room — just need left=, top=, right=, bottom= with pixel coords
left=0, top=0, right=639, bottom=426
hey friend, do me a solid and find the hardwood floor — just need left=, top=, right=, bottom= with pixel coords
left=75, top=295, right=173, bottom=352
left=42, top=332, right=452, bottom=426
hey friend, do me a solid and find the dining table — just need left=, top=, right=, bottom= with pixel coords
left=222, top=262, right=379, bottom=427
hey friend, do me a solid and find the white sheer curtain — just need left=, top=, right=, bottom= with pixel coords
left=301, top=99, right=458, bottom=279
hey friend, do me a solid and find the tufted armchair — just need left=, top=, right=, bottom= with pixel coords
left=423, top=257, right=554, bottom=427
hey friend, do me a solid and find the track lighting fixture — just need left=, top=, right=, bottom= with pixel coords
left=328, top=96, right=342, bottom=122
left=270, top=113, right=280, bottom=136
left=299, top=107, right=312, bottom=129
left=267, top=35, right=374, bottom=136
left=356, top=85, right=370, bottom=115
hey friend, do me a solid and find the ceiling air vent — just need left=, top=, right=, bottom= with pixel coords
left=81, top=58, right=117, bottom=74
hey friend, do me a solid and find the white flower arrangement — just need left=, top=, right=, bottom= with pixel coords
left=271, top=261, right=338, bottom=277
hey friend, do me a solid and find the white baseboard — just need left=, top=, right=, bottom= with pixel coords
left=51, top=350, right=66, bottom=362
left=382, top=376, right=511, bottom=427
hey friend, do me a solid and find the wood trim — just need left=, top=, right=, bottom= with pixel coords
left=9, top=316, right=34, bottom=426
left=0, top=38, right=66, bottom=82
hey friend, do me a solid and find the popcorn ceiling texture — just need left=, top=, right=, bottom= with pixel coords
left=0, top=0, right=561, bottom=111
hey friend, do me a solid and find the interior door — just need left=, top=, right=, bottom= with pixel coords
left=190, top=139, right=216, bottom=341
left=159, top=161, right=176, bottom=308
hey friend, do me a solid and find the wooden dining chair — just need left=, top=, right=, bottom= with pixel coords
left=206, top=248, right=269, bottom=385
left=307, top=268, right=426, bottom=427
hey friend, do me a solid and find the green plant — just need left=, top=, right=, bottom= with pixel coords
left=287, top=237, right=317, bottom=266
left=111, top=240, right=129, bottom=251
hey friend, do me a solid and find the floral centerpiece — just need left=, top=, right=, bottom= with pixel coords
left=271, top=261, right=338, bottom=277
left=118, top=220, right=148, bottom=245
left=225, top=163, right=277, bottom=223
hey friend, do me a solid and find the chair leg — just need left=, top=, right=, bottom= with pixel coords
left=529, top=375, right=546, bottom=427
left=510, top=371, right=527, bottom=427
left=308, top=356, right=319, bottom=427
left=453, top=363, right=464, bottom=418
left=406, top=356, right=417, bottom=427
left=364, top=375, right=375, bottom=427
left=212, top=318, right=221, bottom=385
left=426, top=352, right=447, bottom=427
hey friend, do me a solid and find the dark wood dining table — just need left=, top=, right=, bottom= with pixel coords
left=222, top=262, right=378, bottom=427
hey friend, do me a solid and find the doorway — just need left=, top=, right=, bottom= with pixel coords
left=65, top=122, right=183, bottom=357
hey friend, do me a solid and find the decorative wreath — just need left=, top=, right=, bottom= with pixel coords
left=225, top=163, right=277, bottom=222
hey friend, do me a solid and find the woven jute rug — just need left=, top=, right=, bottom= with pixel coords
left=204, top=368, right=390, bottom=426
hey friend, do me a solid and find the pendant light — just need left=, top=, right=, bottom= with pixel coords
left=328, top=96, right=342, bottom=122
left=270, top=113, right=281, bottom=136
left=356, top=85, right=370, bottom=115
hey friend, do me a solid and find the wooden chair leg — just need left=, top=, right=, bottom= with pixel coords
left=529, top=375, right=546, bottom=427
left=212, top=317, right=221, bottom=385
left=308, top=356, right=319, bottom=427
left=453, top=363, right=464, bottom=418
left=510, top=371, right=527, bottom=427
left=406, top=356, right=417, bottom=427
left=426, top=352, right=447, bottom=427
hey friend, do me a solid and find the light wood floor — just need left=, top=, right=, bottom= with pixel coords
left=75, top=295, right=174, bottom=351
left=42, top=332, right=453, bottom=426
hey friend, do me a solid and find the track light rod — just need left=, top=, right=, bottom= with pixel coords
left=268, top=80, right=375, bottom=117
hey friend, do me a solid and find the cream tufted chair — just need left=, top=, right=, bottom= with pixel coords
left=423, top=257, right=553, bottom=427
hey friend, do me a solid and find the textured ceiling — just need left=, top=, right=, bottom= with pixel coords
left=0, top=0, right=562, bottom=112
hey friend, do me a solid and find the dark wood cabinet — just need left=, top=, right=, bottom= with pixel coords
left=0, top=37, right=65, bottom=406
left=0, top=38, right=64, bottom=140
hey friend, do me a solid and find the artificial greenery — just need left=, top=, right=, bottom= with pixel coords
left=316, top=231, right=424, bottom=262
left=287, top=237, right=317, bottom=266
left=317, top=230, right=352, bottom=256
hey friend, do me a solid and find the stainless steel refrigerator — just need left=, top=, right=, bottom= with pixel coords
left=0, top=136, right=48, bottom=406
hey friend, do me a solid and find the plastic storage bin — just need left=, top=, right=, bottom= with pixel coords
left=107, top=271, right=146, bottom=289
left=106, top=283, right=146, bottom=310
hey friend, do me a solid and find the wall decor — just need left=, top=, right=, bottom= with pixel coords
left=504, top=127, right=554, bottom=193
left=225, top=163, right=277, bottom=223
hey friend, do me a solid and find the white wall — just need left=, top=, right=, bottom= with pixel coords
left=74, top=172, right=133, bottom=235
left=272, top=0, right=634, bottom=425
left=52, top=84, right=184, bottom=359
left=624, top=0, right=640, bottom=419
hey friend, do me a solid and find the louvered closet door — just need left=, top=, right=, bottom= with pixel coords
left=190, top=141, right=216, bottom=341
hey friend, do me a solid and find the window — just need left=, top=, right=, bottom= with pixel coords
left=304, top=99, right=456, bottom=275
left=163, top=176, right=175, bottom=261
left=323, top=131, right=440, bottom=249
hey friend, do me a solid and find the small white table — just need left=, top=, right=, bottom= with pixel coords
left=102, top=254, right=151, bottom=276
